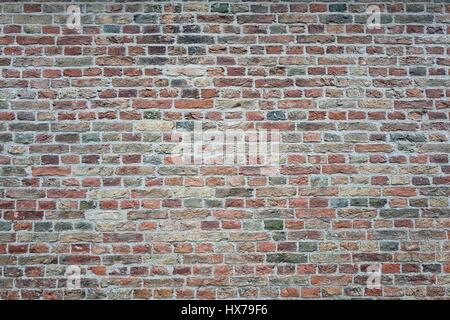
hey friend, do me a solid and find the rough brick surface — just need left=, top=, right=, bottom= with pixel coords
left=0, top=1, right=449, bottom=300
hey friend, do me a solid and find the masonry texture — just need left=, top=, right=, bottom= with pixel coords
left=0, top=0, right=449, bottom=300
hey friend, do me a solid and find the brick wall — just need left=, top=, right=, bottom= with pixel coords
left=0, top=1, right=449, bottom=299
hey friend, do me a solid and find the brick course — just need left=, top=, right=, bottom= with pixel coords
left=0, top=1, right=449, bottom=299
